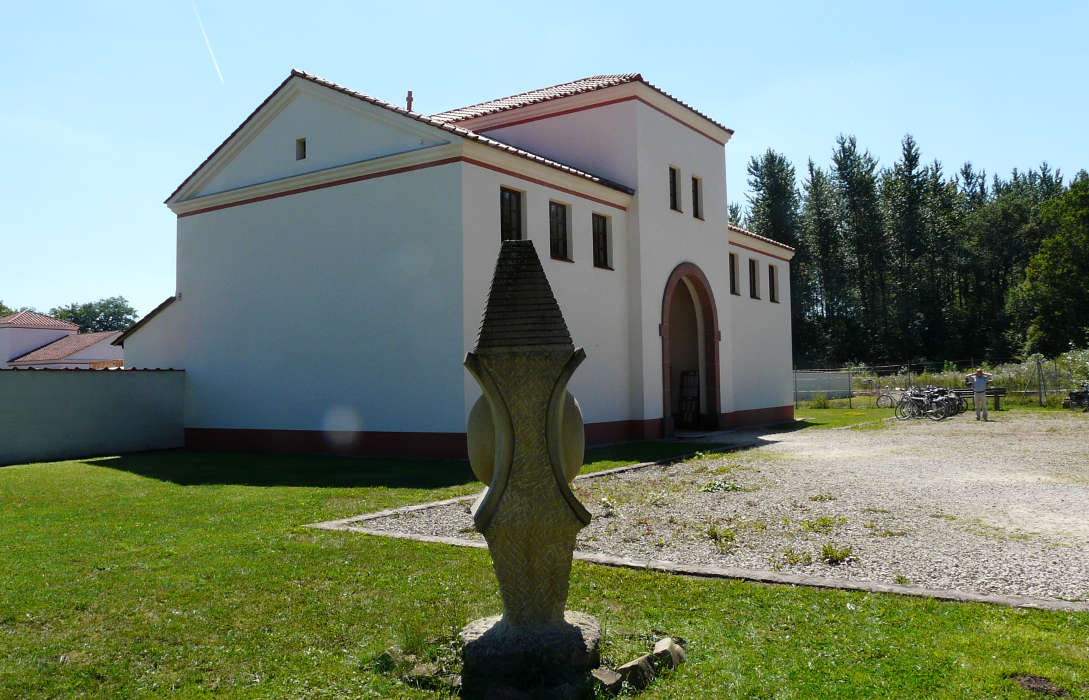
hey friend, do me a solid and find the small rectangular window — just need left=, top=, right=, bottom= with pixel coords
left=592, top=213, right=611, bottom=269
left=769, top=264, right=779, bottom=303
left=500, top=187, right=522, bottom=241
left=549, top=201, right=570, bottom=260
left=749, top=258, right=760, bottom=299
left=692, top=176, right=703, bottom=219
left=668, top=166, right=681, bottom=211
left=295, top=138, right=307, bottom=160
left=729, top=253, right=739, bottom=295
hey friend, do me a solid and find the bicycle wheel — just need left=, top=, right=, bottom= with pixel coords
left=895, top=398, right=910, bottom=420
left=876, top=393, right=894, bottom=409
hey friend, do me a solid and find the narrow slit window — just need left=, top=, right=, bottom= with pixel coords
left=295, top=138, right=307, bottom=160
left=729, top=253, right=739, bottom=294
left=692, top=176, right=703, bottom=219
left=500, top=187, right=522, bottom=241
left=668, top=166, right=681, bottom=211
left=549, top=201, right=570, bottom=260
left=769, top=264, right=779, bottom=303
left=749, top=258, right=760, bottom=299
left=592, top=213, right=611, bottom=269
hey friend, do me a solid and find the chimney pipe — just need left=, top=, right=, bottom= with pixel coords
left=406, top=90, right=413, bottom=112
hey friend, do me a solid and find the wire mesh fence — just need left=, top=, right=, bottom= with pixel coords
left=795, top=349, right=1089, bottom=408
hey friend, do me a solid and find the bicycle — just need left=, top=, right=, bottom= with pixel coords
left=875, top=385, right=901, bottom=409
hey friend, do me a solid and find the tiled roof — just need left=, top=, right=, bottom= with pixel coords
left=167, top=70, right=634, bottom=203
left=430, top=74, right=642, bottom=123
left=0, top=310, right=79, bottom=331
left=728, top=224, right=796, bottom=252
left=430, top=73, right=734, bottom=137
left=10, top=331, right=121, bottom=363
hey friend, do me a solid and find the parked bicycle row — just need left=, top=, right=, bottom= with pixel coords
left=874, top=386, right=969, bottom=421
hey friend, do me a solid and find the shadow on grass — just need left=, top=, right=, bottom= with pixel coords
left=84, top=450, right=478, bottom=489
left=84, top=439, right=769, bottom=488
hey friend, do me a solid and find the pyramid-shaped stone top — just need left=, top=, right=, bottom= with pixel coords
left=475, top=240, right=573, bottom=352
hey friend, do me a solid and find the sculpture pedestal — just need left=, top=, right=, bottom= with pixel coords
left=460, top=611, right=601, bottom=698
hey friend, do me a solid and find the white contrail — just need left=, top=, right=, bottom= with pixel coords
left=191, top=0, right=224, bottom=85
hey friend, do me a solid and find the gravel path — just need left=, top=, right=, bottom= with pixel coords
left=355, top=411, right=1089, bottom=602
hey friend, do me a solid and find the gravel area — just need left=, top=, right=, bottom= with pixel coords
left=356, top=411, right=1089, bottom=602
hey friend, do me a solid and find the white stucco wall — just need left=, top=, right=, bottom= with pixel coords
left=460, top=163, right=633, bottom=426
left=196, top=84, right=448, bottom=197
left=128, top=163, right=465, bottom=434
left=0, top=328, right=73, bottom=368
left=0, top=370, right=184, bottom=465
left=479, top=100, right=639, bottom=188
left=727, top=245, right=794, bottom=411
left=630, top=100, right=734, bottom=421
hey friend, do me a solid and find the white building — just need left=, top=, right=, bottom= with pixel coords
left=118, top=71, right=795, bottom=457
left=1, top=311, right=123, bottom=369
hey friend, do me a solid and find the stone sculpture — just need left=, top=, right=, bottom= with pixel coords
left=460, top=239, right=600, bottom=697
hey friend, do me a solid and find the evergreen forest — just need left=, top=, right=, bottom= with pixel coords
left=738, top=135, right=1089, bottom=368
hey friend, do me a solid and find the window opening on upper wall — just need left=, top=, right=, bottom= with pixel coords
left=668, top=166, right=681, bottom=212
left=549, top=201, right=571, bottom=261
left=295, top=138, right=307, bottom=160
left=592, top=213, right=612, bottom=269
left=500, top=187, right=523, bottom=241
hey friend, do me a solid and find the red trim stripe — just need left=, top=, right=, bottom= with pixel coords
left=729, top=240, right=792, bottom=262
left=178, top=158, right=461, bottom=217
left=475, top=95, right=727, bottom=147
left=177, top=155, right=630, bottom=218
left=461, top=157, right=628, bottom=211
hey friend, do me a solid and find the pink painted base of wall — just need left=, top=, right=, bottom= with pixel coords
left=184, top=406, right=794, bottom=459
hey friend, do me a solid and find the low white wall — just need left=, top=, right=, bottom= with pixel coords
left=0, top=370, right=185, bottom=465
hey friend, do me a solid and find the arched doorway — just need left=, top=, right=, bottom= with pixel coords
left=661, top=263, right=721, bottom=435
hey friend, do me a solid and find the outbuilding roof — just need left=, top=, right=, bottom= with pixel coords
left=112, top=295, right=176, bottom=346
left=10, top=330, right=121, bottom=364
left=0, top=310, right=79, bottom=331
left=430, top=73, right=734, bottom=136
left=728, top=224, right=796, bottom=253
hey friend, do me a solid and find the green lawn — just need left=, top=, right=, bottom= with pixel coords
left=2, top=449, right=1086, bottom=698
left=792, top=406, right=896, bottom=429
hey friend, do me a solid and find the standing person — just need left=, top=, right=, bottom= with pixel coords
left=967, top=369, right=993, bottom=421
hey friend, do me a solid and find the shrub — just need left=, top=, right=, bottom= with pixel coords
left=700, top=479, right=743, bottom=493
left=820, top=543, right=855, bottom=565
left=811, top=392, right=831, bottom=409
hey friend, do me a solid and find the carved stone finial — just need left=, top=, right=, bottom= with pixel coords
left=460, top=240, right=601, bottom=696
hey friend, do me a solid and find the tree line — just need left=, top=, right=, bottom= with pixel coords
left=0, top=296, right=137, bottom=333
left=739, top=135, right=1089, bottom=367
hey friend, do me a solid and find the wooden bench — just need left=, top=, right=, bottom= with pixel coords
left=953, top=387, right=1007, bottom=410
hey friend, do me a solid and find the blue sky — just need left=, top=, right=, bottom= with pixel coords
left=2, top=1, right=1087, bottom=317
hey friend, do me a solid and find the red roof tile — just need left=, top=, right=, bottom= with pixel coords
left=167, top=70, right=634, bottom=204
left=10, top=331, right=121, bottom=364
left=430, top=74, right=642, bottom=123
left=429, top=73, right=734, bottom=137
left=0, top=310, right=79, bottom=331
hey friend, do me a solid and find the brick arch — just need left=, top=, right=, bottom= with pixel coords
left=661, top=262, right=721, bottom=435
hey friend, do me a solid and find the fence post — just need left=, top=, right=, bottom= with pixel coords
left=848, top=369, right=852, bottom=408
left=1037, top=356, right=1044, bottom=406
